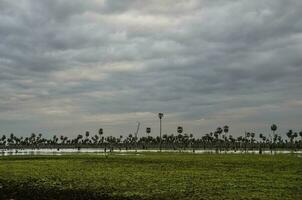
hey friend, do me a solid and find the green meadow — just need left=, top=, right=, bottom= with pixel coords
left=0, top=153, right=301, bottom=200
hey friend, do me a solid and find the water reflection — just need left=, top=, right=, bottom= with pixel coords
left=1, top=148, right=301, bottom=156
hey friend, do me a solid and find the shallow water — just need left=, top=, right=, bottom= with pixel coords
left=0, top=148, right=301, bottom=156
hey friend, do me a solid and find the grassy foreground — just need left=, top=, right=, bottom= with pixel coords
left=0, top=153, right=301, bottom=200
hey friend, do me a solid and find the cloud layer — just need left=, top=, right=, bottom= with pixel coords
left=1, top=0, right=302, bottom=137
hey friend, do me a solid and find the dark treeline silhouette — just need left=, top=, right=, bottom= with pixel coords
left=1, top=125, right=302, bottom=153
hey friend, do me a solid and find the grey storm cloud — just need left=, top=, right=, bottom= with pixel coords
left=0, top=0, right=302, bottom=137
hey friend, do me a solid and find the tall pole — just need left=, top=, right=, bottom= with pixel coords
left=135, top=122, right=140, bottom=152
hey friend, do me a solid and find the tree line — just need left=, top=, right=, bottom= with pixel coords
left=1, top=124, right=302, bottom=153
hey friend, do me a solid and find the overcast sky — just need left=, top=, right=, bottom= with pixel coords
left=0, top=0, right=301, bottom=138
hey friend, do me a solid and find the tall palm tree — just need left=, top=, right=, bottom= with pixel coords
left=77, top=134, right=83, bottom=144
left=250, top=132, right=255, bottom=151
left=223, top=125, right=229, bottom=137
left=270, top=124, right=277, bottom=143
left=216, top=127, right=223, bottom=138
left=259, top=133, right=263, bottom=139
left=98, top=128, right=103, bottom=146
left=293, top=132, right=298, bottom=141
left=8, top=133, right=15, bottom=146
left=286, top=130, right=293, bottom=141
left=0, top=135, right=6, bottom=146
left=214, top=127, right=223, bottom=152
left=60, top=135, right=65, bottom=144
left=53, top=135, right=58, bottom=146
left=85, top=131, right=90, bottom=144
left=85, top=131, right=90, bottom=138
left=259, top=133, right=264, bottom=154
left=299, top=131, right=302, bottom=148
left=158, top=113, right=164, bottom=152
left=98, top=128, right=103, bottom=136
left=30, top=133, right=36, bottom=147
left=92, top=135, right=99, bottom=145
left=245, top=132, right=251, bottom=152
left=286, top=130, right=294, bottom=151
left=223, top=126, right=229, bottom=151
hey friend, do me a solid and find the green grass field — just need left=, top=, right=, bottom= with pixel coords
left=0, top=153, right=301, bottom=200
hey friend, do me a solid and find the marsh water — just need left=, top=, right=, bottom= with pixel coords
left=1, top=148, right=301, bottom=156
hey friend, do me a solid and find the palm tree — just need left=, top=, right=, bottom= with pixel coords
left=259, top=133, right=263, bottom=139
left=98, top=128, right=103, bottom=136
left=119, top=135, right=123, bottom=150
left=0, top=135, right=6, bottom=146
left=30, top=133, right=36, bottom=147
left=7, top=133, right=15, bottom=147
left=189, top=134, right=195, bottom=152
left=245, top=132, right=251, bottom=152
left=299, top=131, right=302, bottom=149
left=85, top=131, right=90, bottom=138
left=286, top=130, right=294, bottom=151
left=223, top=126, right=229, bottom=151
left=214, top=127, right=223, bottom=152
left=223, top=125, right=229, bottom=136
left=271, top=124, right=277, bottom=132
left=250, top=132, right=255, bottom=151
left=237, top=136, right=243, bottom=151
left=85, top=131, right=90, bottom=144
left=92, top=135, right=99, bottom=145
left=216, top=127, right=223, bottom=138
left=77, top=134, right=83, bottom=145
left=53, top=135, right=58, bottom=146
left=127, top=134, right=133, bottom=150
left=293, top=132, right=298, bottom=149
left=158, top=113, right=164, bottom=152
left=286, top=130, right=293, bottom=141
left=98, top=128, right=103, bottom=146
left=259, top=133, right=264, bottom=154
left=60, top=135, right=65, bottom=144
left=270, top=124, right=277, bottom=144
